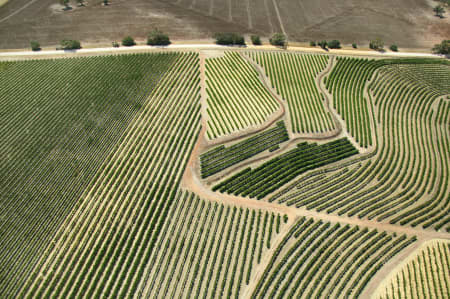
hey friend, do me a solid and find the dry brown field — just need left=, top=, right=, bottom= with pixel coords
left=0, top=0, right=449, bottom=50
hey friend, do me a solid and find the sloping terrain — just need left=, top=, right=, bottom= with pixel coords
left=0, top=53, right=178, bottom=296
left=375, top=240, right=449, bottom=299
left=0, top=49, right=448, bottom=299
left=0, top=0, right=448, bottom=49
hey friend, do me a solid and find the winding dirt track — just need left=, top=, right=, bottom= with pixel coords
left=180, top=49, right=450, bottom=298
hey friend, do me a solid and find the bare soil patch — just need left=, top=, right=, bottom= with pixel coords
left=1, top=0, right=448, bottom=50
left=0, top=0, right=246, bottom=49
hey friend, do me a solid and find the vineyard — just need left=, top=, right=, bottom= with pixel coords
left=138, top=193, right=287, bottom=298
left=252, top=217, right=417, bottom=299
left=247, top=52, right=335, bottom=135
left=269, top=58, right=450, bottom=231
left=19, top=52, right=202, bottom=298
left=0, top=49, right=449, bottom=299
left=213, top=138, right=358, bottom=200
left=200, top=121, right=289, bottom=178
left=377, top=240, right=450, bottom=299
left=205, top=51, right=280, bottom=139
left=0, top=53, right=179, bottom=296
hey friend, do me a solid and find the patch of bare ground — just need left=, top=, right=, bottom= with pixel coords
left=0, top=0, right=247, bottom=49
left=1, top=0, right=449, bottom=50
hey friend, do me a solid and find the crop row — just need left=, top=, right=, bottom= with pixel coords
left=274, top=60, right=449, bottom=231
left=205, top=51, right=280, bottom=139
left=20, top=52, right=203, bottom=298
left=378, top=240, right=449, bottom=299
left=252, top=216, right=417, bottom=298
left=326, top=57, right=377, bottom=147
left=248, top=51, right=334, bottom=134
left=200, top=121, right=289, bottom=178
left=134, top=193, right=285, bottom=298
left=0, top=52, right=182, bottom=297
left=214, top=138, right=358, bottom=199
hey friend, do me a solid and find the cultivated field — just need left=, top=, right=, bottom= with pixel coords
left=248, top=52, right=335, bottom=135
left=0, top=0, right=449, bottom=49
left=205, top=51, right=280, bottom=139
left=0, top=52, right=180, bottom=296
left=376, top=240, right=450, bottom=299
left=0, top=47, right=448, bottom=299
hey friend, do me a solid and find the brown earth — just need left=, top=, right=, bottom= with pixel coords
left=0, top=0, right=449, bottom=50
left=0, top=0, right=247, bottom=49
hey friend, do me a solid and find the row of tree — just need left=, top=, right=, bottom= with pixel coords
left=30, top=29, right=170, bottom=51
left=213, top=33, right=287, bottom=47
left=60, top=0, right=109, bottom=10
left=121, top=29, right=171, bottom=47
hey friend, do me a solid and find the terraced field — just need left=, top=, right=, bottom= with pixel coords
left=205, top=51, right=280, bottom=139
left=0, top=49, right=448, bottom=299
left=376, top=240, right=450, bottom=299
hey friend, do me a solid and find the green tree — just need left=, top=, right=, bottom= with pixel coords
left=213, top=33, right=245, bottom=46
left=352, top=43, right=357, bottom=49
left=369, top=38, right=384, bottom=51
left=30, top=41, right=40, bottom=51
left=60, top=39, right=81, bottom=50
left=147, top=29, right=171, bottom=46
left=390, top=44, right=398, bottom=52
left=310, top=41, right=316, bottom=46
left=77, top=0, right=85, bottom=6
left=433, top=5, right=445, bottom=18
left=269, top=33, right=286, bottom=48
left=122, top=36, right=135, bottom=47
left=103, top=0, right=109, bottom=5
left=251, top=35, right=261, bottom=45
left=328, top=40, right=341, bottom=49
left=318, top=40, right=328, bottom=49
left=432, top=40, right=450, bottom=54
left=60, top=0, right=70, bottom=9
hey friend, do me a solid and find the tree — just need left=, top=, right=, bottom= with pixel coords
left=122, top=36, right=135, bottom=47
left=60, top=0, right=70, bottom=9
left=213, top=33, right=245, bottom=46
left=30, top=41, right=41, bottom=51
left=318, top=40, right=328, bottom=49
left=112, top=41, right=119, bottom=48
left=77, top=0, right=85, bottom=6
left=433, top=5, right=445, bottom=18
left=269, top=33, right=286, bottom=47
left=310, top=41, right=316, bottom=46
left=147, top=29, right=171, bottom=46
left=369, top=38, right=384, bottom=51
left=328, top=40, right=341, bottom=49
left=251, top=35, right=261, bottom=46
left=103, top=0, right=109, bottom=5
left=390, top=44, right=398, bottom=52
left=432, top=40, right=450, bottom=54
left=352, top=43, right=357, bottom=49
left=60, top=39, right=81, bottom=50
